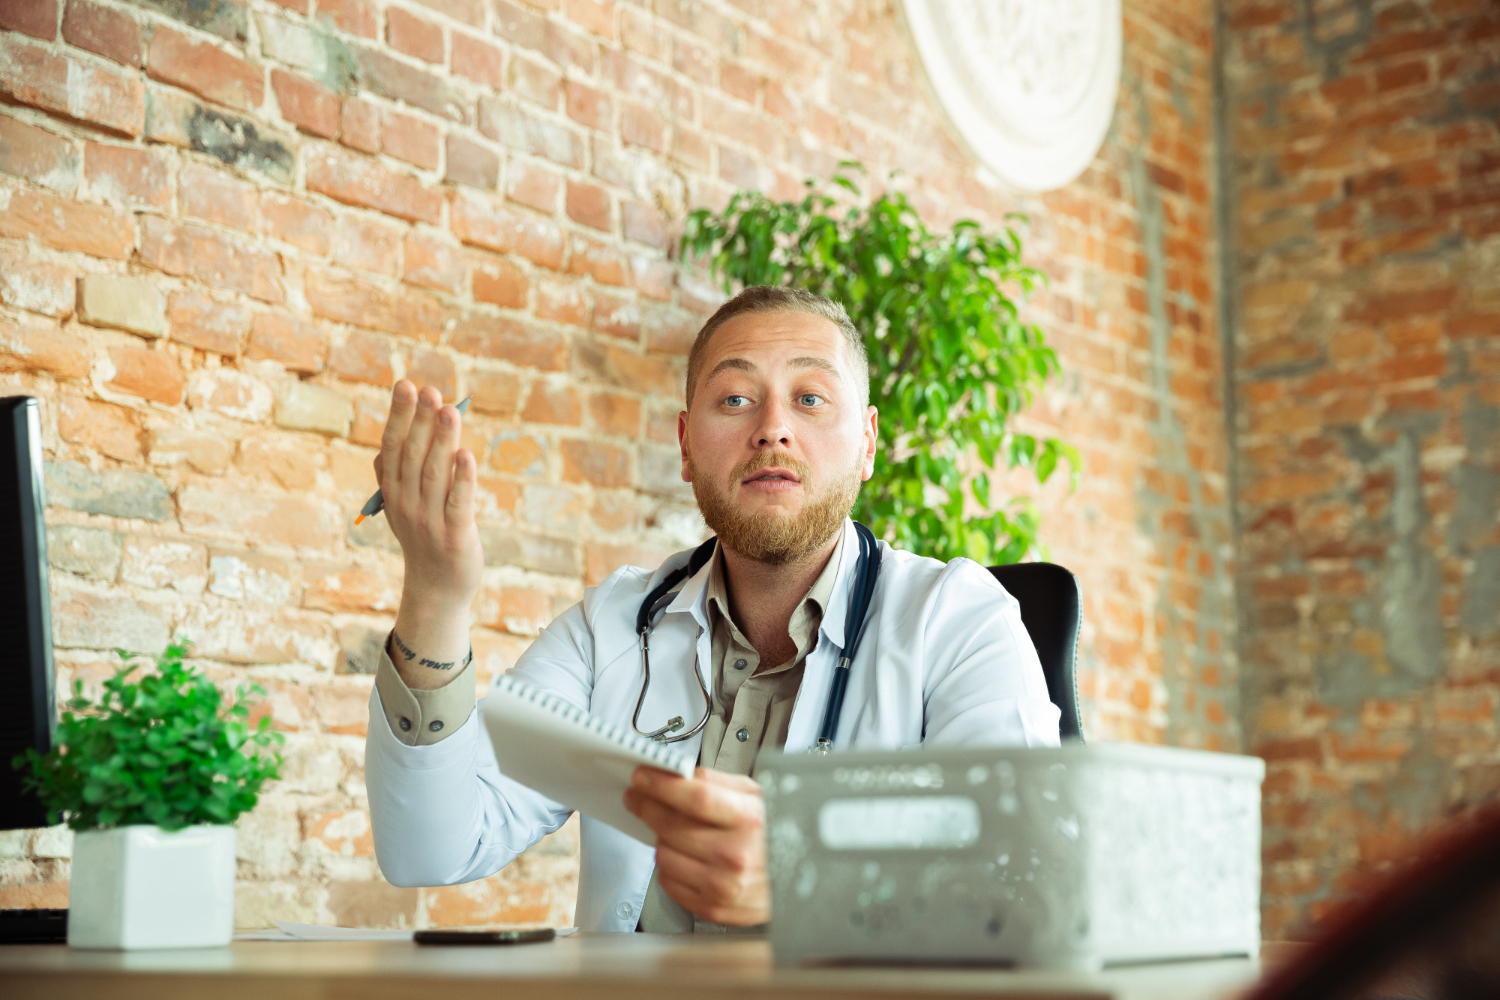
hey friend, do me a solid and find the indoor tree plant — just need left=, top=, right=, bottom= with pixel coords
left=16, top=638, right=282, bottom=949
left=683, top=163, right=1078, bottom=565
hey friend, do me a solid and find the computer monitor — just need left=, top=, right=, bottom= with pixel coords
left=0, top=396, right=55, bottom=830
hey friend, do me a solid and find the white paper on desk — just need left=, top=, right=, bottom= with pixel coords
left=481, top=673, right=695, bottom=845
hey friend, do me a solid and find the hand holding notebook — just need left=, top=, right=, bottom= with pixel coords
left=480, top=674, right=695, bottom=844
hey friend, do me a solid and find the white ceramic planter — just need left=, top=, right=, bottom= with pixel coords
left=68, top=824, right=236, bottom=949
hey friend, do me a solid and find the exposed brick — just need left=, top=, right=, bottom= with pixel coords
left=621, top=199, right=666, bottom=248
left=565, top=179, right=611, bottom=231
left=277, top=381, right=352, bottom=435
left=77, top=274, right=165, bottom=337
left=331, top=212, right=402, bottom=275
left=451, top=314, right=566, bottom=370
left=62, top=0, right=142, bottom=67
left=507, top=156, right=561, bottom=212
left=143, top=90, right=294, bottom=182
left=0, top=248, right=73, bottom=318
left=272, top=69, right=339, bottom=138
left=318, top=0, right=376, bottom=38
left=84, top=141, right=171, bottom=208
left=381, top=109, right=441, bottom=170
left=404, top=231, right=465, bottom=292
left=536, top=276, right=588, bottom=326
left=408, top=0, right=483, bottom=28
left=354, top=45, right=470, bottom=124
left=521, top=381, right=580, bottom=425
left=387, top=7, right=444, bottom=64
left=0, top=315, right=89, bottom=379
left=444, top=133, right=498, bottom=189
left=567, top=236, right=626, bottom=286
left=560, top=438, right=630, bottom=487
left=472, top=254, right=529, bottom=307
left=465, top=367, right=522, bottom=418
left=565, top=79, right=612, bottom=131
left=0, top=114, right=78, bottom=192
left=139, top=217, right=283, bottom=303
left=339, top=97, right=381, bottom=154
left=179, top=162, right=259, bottom=232
left=327, top=329, right=394, bottom=386
left=306, top=147, right=443, bottom=224
left=451, top=32, right=504, bottom=90
left=0, top=185, right=134, bottom=260
left=407, top=350, right=457, bottom=398
left=592, top=290, right=639, bottom=341
left=167, top=288, right=247, bottom=356
left=478, top=99, right=583, bottom=168
left=306, top=268, right=446, bottom=343
left=588, top=389, right=639, bottom=437
left=56, top=397, right=141, bottom=462
left=509, top=53, right=560, bottom=109
left=260, top=193, right=334, bottom=255
left=619, top=101, right=666, bottom=153
left=107, top=345, right=184, bottom=404
left=147, top=26, right=264, bottom=113
left=248, top=312, right=327, bottom=373
left=0, top=0, right=56, bottom=39
left=451, top=190, right=564, bottom=268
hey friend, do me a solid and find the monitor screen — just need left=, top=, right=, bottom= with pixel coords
left=0, top=396, right=55, bottom=830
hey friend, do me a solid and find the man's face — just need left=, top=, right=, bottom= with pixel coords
left=679, top=310, right=878, bottom=565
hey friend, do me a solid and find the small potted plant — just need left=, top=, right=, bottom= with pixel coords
left=16, top=638, right=282, bottom=949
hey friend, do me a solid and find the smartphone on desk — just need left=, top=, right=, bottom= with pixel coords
left=414, top=928, right=556, bottom=946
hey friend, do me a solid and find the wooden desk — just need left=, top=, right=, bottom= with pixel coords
left=0, top=933, right=1273, bottom=1000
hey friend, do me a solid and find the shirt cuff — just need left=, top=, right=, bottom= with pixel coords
left=373, top=636, right=477, bottom=747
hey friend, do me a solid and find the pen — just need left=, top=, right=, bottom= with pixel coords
left=354, top=396, right=472, bottom=525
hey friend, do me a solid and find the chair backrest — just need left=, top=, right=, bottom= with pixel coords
left=986, top=562, right=1084, bottom=743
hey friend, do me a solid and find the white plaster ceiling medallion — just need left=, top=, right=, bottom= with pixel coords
left=900, top=0, right=1122, bottom=192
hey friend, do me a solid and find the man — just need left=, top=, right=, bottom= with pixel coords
left=365, top=286, right=1060, bottom=932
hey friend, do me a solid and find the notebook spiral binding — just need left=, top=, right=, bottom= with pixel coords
left=494, top=674, right=694, bottom=775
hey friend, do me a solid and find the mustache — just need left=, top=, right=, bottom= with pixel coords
left=730, top=451, right=812, bottom=484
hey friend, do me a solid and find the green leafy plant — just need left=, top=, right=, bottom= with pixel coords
left=16, top=638, right=283, bottom=832
left=683, top=163, right=1079, bottom=564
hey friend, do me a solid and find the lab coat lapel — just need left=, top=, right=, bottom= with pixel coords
left=784, top=520, right=859, bottom=752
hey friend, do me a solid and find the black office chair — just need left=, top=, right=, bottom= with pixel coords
left=987, top=562, right=1084, bottom=743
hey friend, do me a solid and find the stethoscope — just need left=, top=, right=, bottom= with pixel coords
left=632, top=522, right=883, bottom=754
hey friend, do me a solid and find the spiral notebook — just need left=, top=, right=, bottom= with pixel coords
left=480, top=673, right=696, bottom=845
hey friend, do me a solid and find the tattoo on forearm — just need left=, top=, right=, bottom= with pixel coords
left=389, top=629, right=468, bottom=671
left=390, top=630, right=417, bottom=662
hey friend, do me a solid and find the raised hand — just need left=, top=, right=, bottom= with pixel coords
left=375, top=380, right=484, bottom=689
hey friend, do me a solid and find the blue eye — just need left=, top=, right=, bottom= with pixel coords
left=799, top=394, right=823, bottom=407
left=725, top=395, right=750, bottom=407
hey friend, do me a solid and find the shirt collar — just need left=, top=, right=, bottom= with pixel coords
left=703, top=524, right=848, bottom=637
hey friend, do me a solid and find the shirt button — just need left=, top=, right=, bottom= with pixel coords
left=616, top=901, right=634, bottom=918
left=736, top=728, right=750, bottom=742
left=398, top=717, right=412, bottom=732
left=733, top=658, right=748, bottom=670
left=429, top=720, right=444, bottom=732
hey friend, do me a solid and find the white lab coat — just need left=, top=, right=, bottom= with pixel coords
left=364, top=519, right=1061, bottom=931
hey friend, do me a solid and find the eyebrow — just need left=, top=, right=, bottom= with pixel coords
left=704, top=355, right=844, bottom=382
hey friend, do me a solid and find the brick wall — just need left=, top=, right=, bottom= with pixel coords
left=0, top=0, right=1229, bottom=928
left=1224, top=0, right=1500, bottom=936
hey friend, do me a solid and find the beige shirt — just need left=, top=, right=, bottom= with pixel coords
left=637, top=531, right=845, bottom=933
left=377, top=532, right=847, bottom=933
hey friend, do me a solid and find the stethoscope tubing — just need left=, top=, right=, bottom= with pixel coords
left=631, top=523, right=881, bottom=752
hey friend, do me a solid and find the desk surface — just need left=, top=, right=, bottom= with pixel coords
left=0, top=933, right=1276, bottom=1000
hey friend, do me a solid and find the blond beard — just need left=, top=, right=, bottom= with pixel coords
left=690, top=450, right=862, bottom=565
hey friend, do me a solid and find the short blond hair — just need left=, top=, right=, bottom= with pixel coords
left=684, top=286, right=869, bottom=408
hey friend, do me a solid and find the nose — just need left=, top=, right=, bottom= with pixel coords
left=752, top=396, right=793, bottom=449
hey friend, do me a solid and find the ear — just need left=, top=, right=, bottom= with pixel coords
left=678, top=410, right=692, bottom=482
left=861, top=405, right=878, bottom=481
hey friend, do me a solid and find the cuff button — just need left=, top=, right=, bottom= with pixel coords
left=429, top=720, right=444, bottom=732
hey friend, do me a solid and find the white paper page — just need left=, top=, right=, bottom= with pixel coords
left=481, top=674, right=695, bottom=845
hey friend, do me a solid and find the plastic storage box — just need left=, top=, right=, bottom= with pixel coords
left=759, top=743, right=1264, bottom=970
